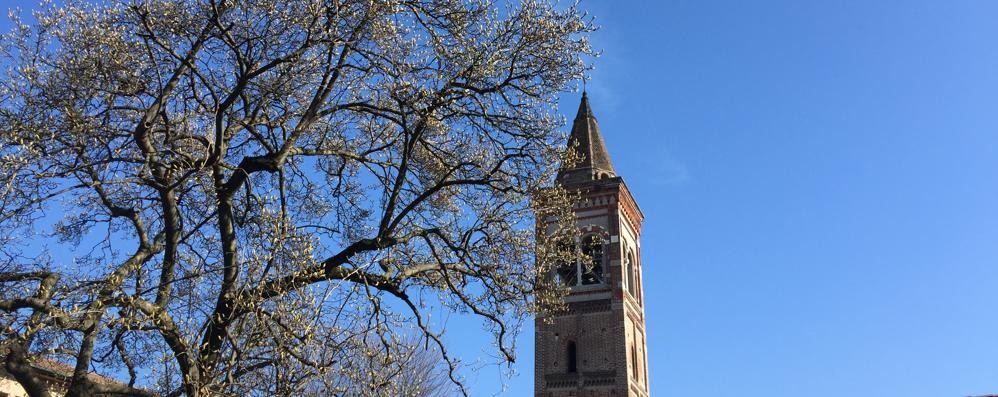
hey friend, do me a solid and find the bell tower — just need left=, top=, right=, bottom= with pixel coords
left=535, top=94, right=649, bottom=397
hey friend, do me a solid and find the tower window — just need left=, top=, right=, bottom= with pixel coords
left=580, top=234, right=604, bottom=285
left=555, top=242, right=579, bottom=287
left=631, top=343, right=638, bottom=379
left=626, top=251, right=636, bottom=297
left=554, top=234, right=606, bottom=287
left=637, top=271, right=643, bottom=305
left=567, top=341, right=577, bottom=373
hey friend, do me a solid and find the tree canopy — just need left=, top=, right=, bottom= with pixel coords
left=0, top=0, right=592, bottom=395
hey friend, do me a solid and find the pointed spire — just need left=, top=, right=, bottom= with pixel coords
left=557, top=94, right=616, bottom=184
left=577, top=90, right=593, bottom=119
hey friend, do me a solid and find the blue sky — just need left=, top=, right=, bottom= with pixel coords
left=493, top=0, right=998, bottom=396
left=5, top=1, right=998, bottom=396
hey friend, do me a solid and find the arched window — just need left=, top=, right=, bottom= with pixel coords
left=580, top=234, right=604, bottom=285
left=555, top=242, right=579, bottom=287
left=636, top=270, right=643, bottom=305
left=566, top=341, right=577, bottom=373
left=630, top=343, right=638, bottom=379
left=626, top=251, right=636, bottom=297
left=554, top=233, right=606, bottom=287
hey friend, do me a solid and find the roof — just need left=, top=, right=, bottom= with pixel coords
left=0, top=353, right=151, bottom=394
left=556, top=93, right=617, bottom=185
left=29, top=356, right=128, bottom=387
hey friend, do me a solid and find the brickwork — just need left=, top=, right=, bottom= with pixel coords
left=536, top=95, right=648, bottom=397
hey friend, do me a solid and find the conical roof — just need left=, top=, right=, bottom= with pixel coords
left=556, top=93, right=616, bottom=184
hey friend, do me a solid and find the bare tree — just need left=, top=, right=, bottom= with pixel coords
left=314, top=334, right=454, bottom=397
left=0, top=0, right=591, bottom=395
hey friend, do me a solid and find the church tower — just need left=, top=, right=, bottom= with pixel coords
left=535, top=94, right=649, bottom=397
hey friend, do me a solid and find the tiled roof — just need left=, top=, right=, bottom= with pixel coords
left=557, top=92, right=617, bottom=185
left=29, top=356, right=128, bottom=387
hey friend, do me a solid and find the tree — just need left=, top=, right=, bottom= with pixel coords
left=0, top=0, right=592, bottom=395
left=320, top=334, right=453, bottom=397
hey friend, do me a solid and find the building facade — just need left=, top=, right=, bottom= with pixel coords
left=535, top=94, right=649, bottom=397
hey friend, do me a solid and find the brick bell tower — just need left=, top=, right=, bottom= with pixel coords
left=535, top=93, right=649, bottom=397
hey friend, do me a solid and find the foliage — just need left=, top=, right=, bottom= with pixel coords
left=0, top=0, right=593, bottom=395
